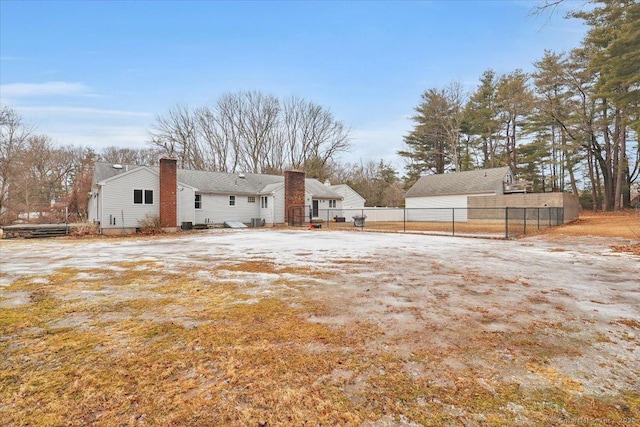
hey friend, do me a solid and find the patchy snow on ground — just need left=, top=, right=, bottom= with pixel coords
left=1, top=229, right=639, bottom=399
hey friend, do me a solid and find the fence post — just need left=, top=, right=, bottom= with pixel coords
left=452, top=208, right=455, bottom=236
left=537, top=207, right=540, bottom=230
left=523, top=208, right=527, bottom=235
left=505, top=207, right=509, bottom=238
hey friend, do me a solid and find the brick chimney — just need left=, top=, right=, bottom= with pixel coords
left=159, top=157, right=178, bottom=229
left=284, top=170, right=305, bottom=226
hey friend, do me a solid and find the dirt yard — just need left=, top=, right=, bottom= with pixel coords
left=0, top=212, right=638, bottom=426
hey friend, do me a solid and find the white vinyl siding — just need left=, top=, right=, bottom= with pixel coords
left=100, top=168, right=160, bottom=229
left=405, top=194, right=470, bottom=222
left=195, top=194, right=261, bottom=224
left=331, top=184, right=365, bottom=209
left=88, top=190, right=99, bottom=223
left=322, top=199, right=343, bottom=220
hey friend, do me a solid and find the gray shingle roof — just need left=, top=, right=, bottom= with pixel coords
left=405, top=166, right=511, bottom=197
left=305, top=179, right=341, bottom=199
left=177, top=169, right=283, bottom=195
left=92, top=162, right=132, bottom=185
left=93, top=162, right=342, bottom=198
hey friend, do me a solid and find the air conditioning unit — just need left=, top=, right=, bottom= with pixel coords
left=251, top=218, right=263, bottom=227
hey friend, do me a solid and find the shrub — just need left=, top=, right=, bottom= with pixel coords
left=71, top=222, right=99, bottom=237
left=137, top=215, right=163, bottom=235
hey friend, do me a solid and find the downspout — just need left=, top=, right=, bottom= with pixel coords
left=177, top=186, right=181, bottom=228
left=98, top=184, right=104, bottom=234
left=272, top=192, right=276, bottom=226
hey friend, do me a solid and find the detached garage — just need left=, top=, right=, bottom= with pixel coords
left=404, top=167, right=514, bottom=222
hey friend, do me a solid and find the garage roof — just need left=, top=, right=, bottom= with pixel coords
left=405, top=166, right=512, bottom=197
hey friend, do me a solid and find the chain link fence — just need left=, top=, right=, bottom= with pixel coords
left=308, top=207, right=565, bottom=238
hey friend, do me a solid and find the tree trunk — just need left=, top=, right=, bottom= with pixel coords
left=614, top=110, right=626, bottom=210
left=600, top=100, right=614, bottom=210
left=586, top=148, right=598, bottom=210
left=561, top=128, right=578, bottom=195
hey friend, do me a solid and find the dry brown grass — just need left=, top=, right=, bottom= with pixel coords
left=2, top=256, right=638, bottom=426
left=1, top=216, right=639, bottom=425
left=540, top=210, right=640, bottom=255
left=542, top=210, right=640, bottom=240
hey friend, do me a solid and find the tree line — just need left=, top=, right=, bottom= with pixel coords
left=400, top=0, right=639, bottom=210
left=0, top=98, right=399, bottom=225
left=148, top=92, right=350, bottom=176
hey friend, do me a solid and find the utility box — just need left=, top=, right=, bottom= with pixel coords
left=251, top=218, right=263, bottom=227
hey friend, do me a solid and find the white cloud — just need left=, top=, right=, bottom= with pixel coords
left=47, top=125, right=151, bottom=150
left=11, top=105, right=154, bottom=150
left=0, top=81, right=92, bottom=97
left=0, top=56, right=26, bottom=61
left=18, top=106, right=152, bottom=118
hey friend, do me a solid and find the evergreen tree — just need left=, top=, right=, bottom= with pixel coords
left=464, top=69, right=502, bottom=168
left=399, top=86, right=465, bottom=183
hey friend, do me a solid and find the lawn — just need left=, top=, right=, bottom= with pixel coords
left=1, top=212, right=638, bottom=425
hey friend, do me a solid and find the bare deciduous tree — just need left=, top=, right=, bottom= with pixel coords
left=100, top=146, right=161, bottom=166
left=0, top=106, right=33, bottom=224
left=282, top=96, right=351, bottom=171
left=148, top=92, right=350, bottom=175
left=149, top=104, right=203, bottom=169
left=234, top=91, right=281, bottom=174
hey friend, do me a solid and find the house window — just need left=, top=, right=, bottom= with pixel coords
left=134, top=189, right=153, bottom=205
left=329, top=200, right=336, bottom=208
left=261, top=196, right=268, bottom=209
left=195, top=194, right=202, bottom=209
left=229, top=195, right=236, bottom=206
left=248, top=196, right=256, bottom=203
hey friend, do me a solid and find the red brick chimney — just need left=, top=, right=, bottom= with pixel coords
left=284, top=170, right=305, bottom=226
left=159, top=157, right=178, bottom=229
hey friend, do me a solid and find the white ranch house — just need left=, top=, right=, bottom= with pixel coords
left=88, top=161, right=364, bottom=234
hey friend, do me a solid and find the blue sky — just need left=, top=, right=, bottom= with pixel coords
left=0, top=0, right=587, bottom=170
